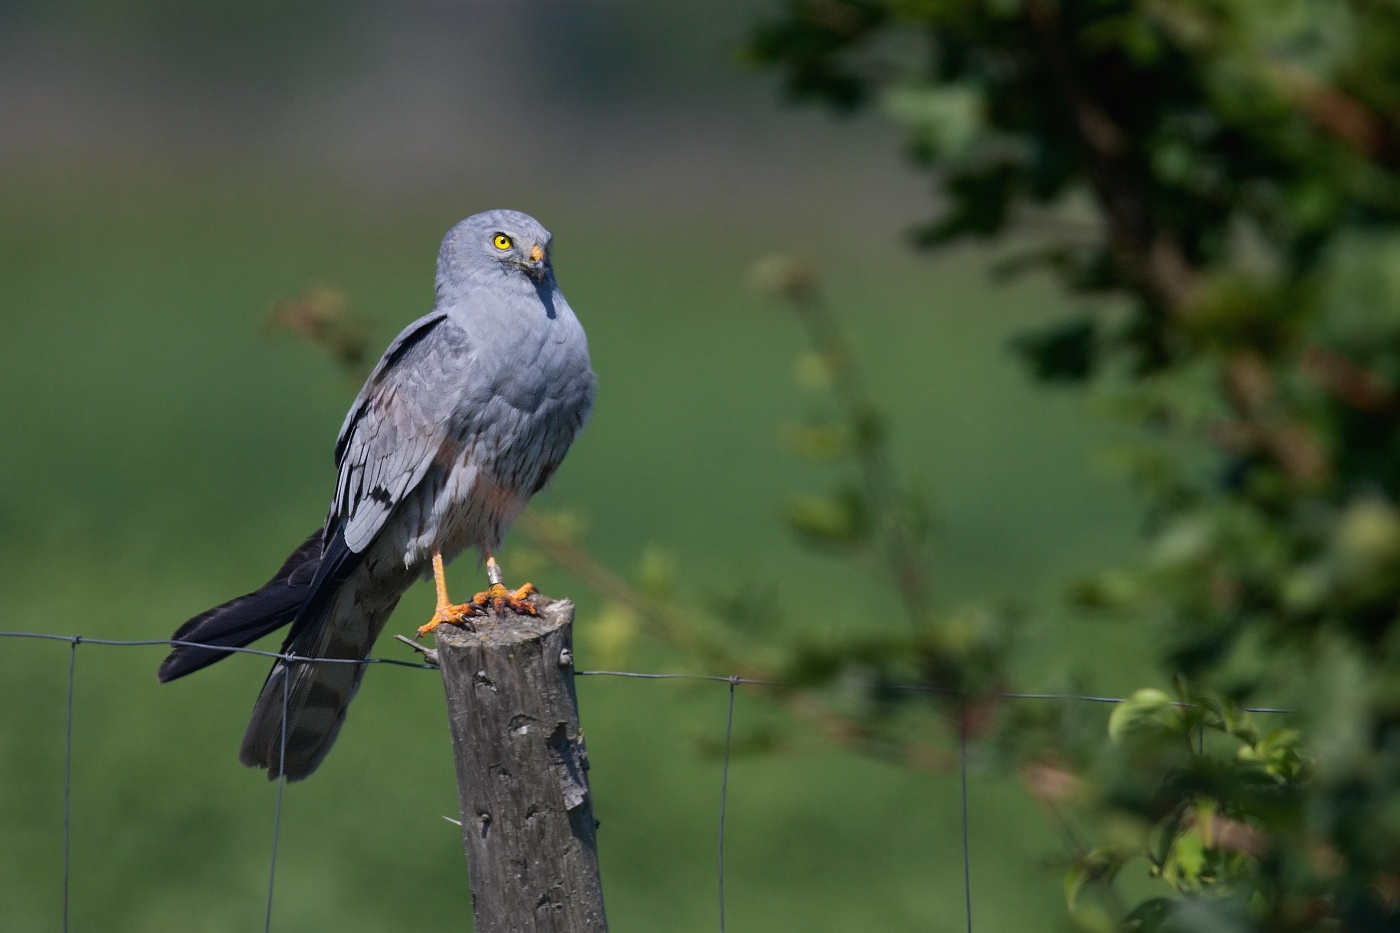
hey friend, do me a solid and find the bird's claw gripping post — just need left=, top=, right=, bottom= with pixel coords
left=416, top=553, right=539, bottom=639
left=416, top=603, right=480, bottom=640
left=472, top=555, right=539, bottom=616
left=473, top=581, right=539, bottom=616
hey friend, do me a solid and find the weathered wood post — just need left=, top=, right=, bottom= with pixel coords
left=434, top=596, right=608, bottom=932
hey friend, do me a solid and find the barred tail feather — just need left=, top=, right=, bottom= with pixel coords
left=238, top=654, right=360, bottom=782
left=238, top=573, right=404, bottom=781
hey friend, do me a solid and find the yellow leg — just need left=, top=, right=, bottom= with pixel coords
left=416, top=551, right=539, bottom=640
left=433, top=552, right=452, bottom=612
left=416, top=551, right=477, bottom=639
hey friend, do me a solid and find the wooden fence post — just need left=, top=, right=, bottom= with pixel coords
left=434, top=596, right=608, bottom=932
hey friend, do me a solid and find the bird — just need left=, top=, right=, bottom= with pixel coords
left=158, top=209, right=596, bottom=781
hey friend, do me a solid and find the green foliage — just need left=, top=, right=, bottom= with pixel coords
left=1065, top=685, right=1319, bottom=932
left=1013, top=317, right=1100, bottom=382
left=746, top=0, right=1400, bottom=928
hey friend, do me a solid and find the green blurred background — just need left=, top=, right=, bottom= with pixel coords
left=0, top=2, right=1150, bottom=930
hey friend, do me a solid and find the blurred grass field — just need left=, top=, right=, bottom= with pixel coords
left=0, top=163, right=1151, bottom=931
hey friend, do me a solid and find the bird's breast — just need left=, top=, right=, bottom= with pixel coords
left=409, top=342, right=591, bottom=564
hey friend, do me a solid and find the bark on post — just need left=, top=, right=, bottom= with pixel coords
left=435, top=596, right=608, bottom=933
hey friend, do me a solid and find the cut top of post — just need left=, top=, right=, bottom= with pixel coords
left=433, top=597, right=575, bottom=651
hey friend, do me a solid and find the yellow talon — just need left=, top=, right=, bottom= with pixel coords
left=416, top=552, right=538, bottom=639
left=472, top=582, right=539, bottom=616
left=416, top=600, right=479, bottom=639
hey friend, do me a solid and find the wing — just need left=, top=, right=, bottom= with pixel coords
left=330, top=310, right=470, bottom=553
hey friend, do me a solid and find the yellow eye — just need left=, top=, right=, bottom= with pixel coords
left=493, top=234, right=512, bottom=250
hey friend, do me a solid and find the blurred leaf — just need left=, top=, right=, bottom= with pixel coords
left=785, top=486, right=869, bottom=550
left=1109, top=689, right=1184, bottom=743
left=499, top=542, right=548, bottom=580
left=881, top=82, right=984, bottom=160
left=1012, top=318, right=1099, bottom=383
left=1069, top=570, right=1143, bottom=609
left=1238, top=728, right=1304, bottom=781
left=742, top=0, right=888, bottom=110
left=1334, top=496, right=1400, bottom=568
left=1122, top=897, right=1174, bottom=933
left=793, top=350, right=836, bottom=390
left=637, top=546, right=679, bottom=602
left=707, top=582, right=787, bottom=638
left=526, top=508, right=589, bottom=543
left=1162, top=816, right=1208, bottom=889
left=753, top=254, right=820, bottom=301
left=783, top=421, right=851, bottom=460
left=1065, top=845, right=1130, bottom=911
left=583, top=602, right=640, bottom=671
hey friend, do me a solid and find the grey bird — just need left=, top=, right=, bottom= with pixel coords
left=158, top=210, right=596, bottom=781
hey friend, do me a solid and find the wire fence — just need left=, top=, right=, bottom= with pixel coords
left=0, top=629, right=1289, bottom=933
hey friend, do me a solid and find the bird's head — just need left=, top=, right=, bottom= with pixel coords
left=437, top=210, right=553, bottom=294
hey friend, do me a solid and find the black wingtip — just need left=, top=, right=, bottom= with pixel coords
left=159, top=530, right=326, bottom=683
left=158, top=637, right=234, bottom=683
left=157, top=648, right=200, bottom=683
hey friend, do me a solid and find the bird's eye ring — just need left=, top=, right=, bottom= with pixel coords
left=493, top=234, right=512, bottom=250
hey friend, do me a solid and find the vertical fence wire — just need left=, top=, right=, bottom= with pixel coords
left=718, top=678, right=737, bottom=933
left=960, top=717, right=972, bottom=933
left=62, top=636, right=78, bottom=933
left=264, top=657, right=291, bottom=933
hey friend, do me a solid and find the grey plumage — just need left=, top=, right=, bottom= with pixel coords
left=160, top=210, right=596, bottom=781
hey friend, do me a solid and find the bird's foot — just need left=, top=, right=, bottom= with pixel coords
left=414, top=584, right=538, bottom=639
left=416, top=602, right=482, bottom=640
left=472, top=582, right=539, bottom=617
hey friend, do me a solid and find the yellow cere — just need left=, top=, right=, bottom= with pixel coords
left=493, top=234, right=513, bottom=250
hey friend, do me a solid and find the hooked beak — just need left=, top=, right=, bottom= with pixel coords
left=517, top=243, right=546, bottom=281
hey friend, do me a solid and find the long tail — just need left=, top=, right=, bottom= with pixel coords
left=161, top=527, right=393, bottom=781
left=158, top=531, right=324, bottom=683
left=237, top=561, right=405, bottom=781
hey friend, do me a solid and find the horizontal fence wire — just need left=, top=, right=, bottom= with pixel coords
left=0, top=631, right=1292, bottom=710
left=0, top=629, right=1292, bottom=932
left=0, top=631, right=438, bottom=669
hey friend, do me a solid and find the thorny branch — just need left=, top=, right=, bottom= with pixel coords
left=769, top=268, right=934, bottom=623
